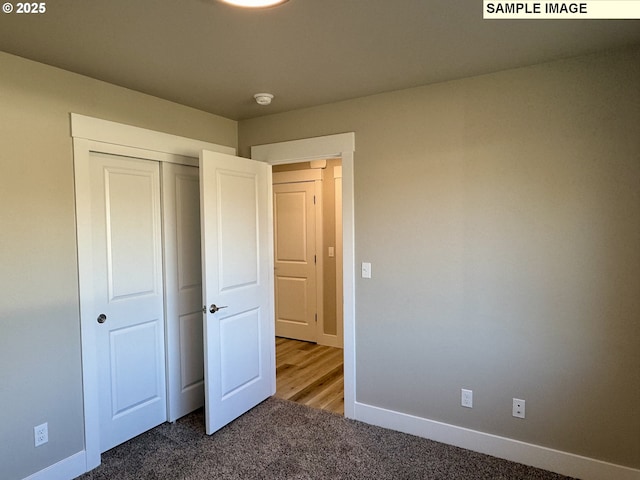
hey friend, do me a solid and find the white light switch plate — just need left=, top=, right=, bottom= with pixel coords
left=361, top=262, right=371, bottom=278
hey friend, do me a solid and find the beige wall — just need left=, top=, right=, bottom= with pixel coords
left=321, top=158, right=342, bottom=336
left=0, top=51, right=236, bottom=480
left=240, top=46, right=640, bottom=469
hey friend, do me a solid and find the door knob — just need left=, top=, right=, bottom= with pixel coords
left=97, top=313, right=107, bottom=324
left=209, top=304, right=228, bottom=314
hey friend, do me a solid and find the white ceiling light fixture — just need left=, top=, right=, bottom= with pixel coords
left=218, top=0, right=288, bottom=7
left=254, top=93, right=274, bottom=105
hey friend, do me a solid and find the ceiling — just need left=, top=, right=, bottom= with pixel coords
left=1, top=0, right=639, bottom=120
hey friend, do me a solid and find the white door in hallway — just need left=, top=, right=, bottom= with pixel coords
left=89, top=153, right=167, bottom=452
left=199, top=150, right=275, bottom=435
left=273, top=181, right=317, bottom=342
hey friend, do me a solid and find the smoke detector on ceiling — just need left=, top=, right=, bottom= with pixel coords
left=219, top=0, right=288, bottom=7
left=254, top=93, right=274, bottom=106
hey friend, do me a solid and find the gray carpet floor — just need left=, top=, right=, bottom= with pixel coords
left=77, top=397, right=576, bottom=479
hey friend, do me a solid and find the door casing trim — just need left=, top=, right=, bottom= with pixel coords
left=251, top=133, right=356, bottom=418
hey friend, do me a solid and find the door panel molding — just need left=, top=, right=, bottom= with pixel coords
left=216, top=169, right=260, bottom=291
left=108, top=319, right=163, bottom=418
left=102, top=164, right=161, bottom=300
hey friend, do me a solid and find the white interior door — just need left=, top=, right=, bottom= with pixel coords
left=89, top=152, right=167, bottom=452
left=273, top=182, right=317, bottom=342
left=199, top=150, right=275, bottom=435
left=163, top=163, right=204, bottom=422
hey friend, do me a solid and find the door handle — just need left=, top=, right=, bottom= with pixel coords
left=209, top=304, right=228, bottom=314
left=97, top=313, right=107, bottom=324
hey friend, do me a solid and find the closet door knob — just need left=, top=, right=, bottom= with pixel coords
left=97, top=313, right=107, bottom=324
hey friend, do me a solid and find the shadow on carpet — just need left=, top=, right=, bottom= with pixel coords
left=77, top=397, right=576, bottom=479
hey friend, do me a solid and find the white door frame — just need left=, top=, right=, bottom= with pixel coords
left=251, top=133, right=356, bottom=419
left=71, top=114, right=235, bottom=471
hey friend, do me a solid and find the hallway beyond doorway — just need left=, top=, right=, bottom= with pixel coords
left=275, top=337, right=344, bottom=415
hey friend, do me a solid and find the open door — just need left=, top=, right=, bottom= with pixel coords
left=199, top=150, right=275, bottom=435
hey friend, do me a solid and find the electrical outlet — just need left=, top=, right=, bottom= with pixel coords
left=513, top=398, right=525, bottom=418
left=34, top=422, right=48, bottom=447
left=461, top=389, right=473, bottom=408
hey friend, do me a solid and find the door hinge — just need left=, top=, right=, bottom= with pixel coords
left=314, top=254, right=317, bottom=264
left=313, top=195, right=316, bottom=205
left=315, top=313, right=318, bottom=323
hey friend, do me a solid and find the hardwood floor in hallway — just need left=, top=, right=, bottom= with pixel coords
left=275, top=337, right=344, bottom=415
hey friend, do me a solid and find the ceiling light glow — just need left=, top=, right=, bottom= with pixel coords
left=219, top=0, right=288, bottom=7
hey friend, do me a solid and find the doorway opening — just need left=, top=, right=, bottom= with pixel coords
left=271, top=159, right=344, bottom=415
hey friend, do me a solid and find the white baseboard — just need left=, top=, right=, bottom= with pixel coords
left=354, top=402, right=640, bottom=480
left=23, top=451, right=86, bottom=480
left=317, top=333, right=342, bottom=349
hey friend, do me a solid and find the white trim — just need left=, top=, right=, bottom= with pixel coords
left=355, top=402, right=640, bottom=480
left=251, top=133, right=356, bottom=419
left=266, top=168, right=277, bottom=397
left=252, top=133, right=354, bottom=165
left=22, top=451, right=85, bottom=480
left=314, top=178, right=324, bottom=344
left=71, top=114, right=238, bottom=474
left=332, top=165, right=344, bottom=348
left=85, top=141, right=199, bottom=167
left=309, top=159, right=327, bottom=169
left=272, top=169, right=322, bottom=184
left=317, top=333, right=341, bottom=348
left=70, top=113, right=236, bottom=158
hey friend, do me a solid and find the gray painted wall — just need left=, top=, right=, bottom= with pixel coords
left=0, top=52, right=236, bottom=480
left=239, top=46, right=640, bottom=469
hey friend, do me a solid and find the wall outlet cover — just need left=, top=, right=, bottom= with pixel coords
left=513, top=398, right=526, bottom=418
left=34, top=422, right=48, bottom=447
left=461, top=389, right=473, bottom=408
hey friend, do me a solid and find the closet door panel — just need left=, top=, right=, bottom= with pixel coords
left=163, top=163, right=204, bottom=422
